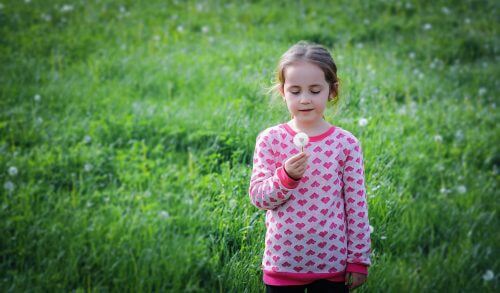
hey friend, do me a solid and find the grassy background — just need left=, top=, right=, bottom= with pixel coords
left=1, top=0, right=499, bottom=292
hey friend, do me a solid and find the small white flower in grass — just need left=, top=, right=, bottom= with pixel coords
left=457, top=185, right=467, bottom=194
left=482, top=270, right=494, bottom=281
left=41, top=13, right=52, bottom=21
left=423, top=23, right=432, bottom=30
left=436, top=163, right=445, bottom=172
left=440, top=187, right=450, bottom=194
left=405, top=2, right=412, bottom=9
left=434, top=135, right=443, bottom=143
left=153, top=35, right=160, bottom=41
left=158, top=210, right=170, bottom=219
left=34, top=94, right=41, bottom=102
left=86, top=201, right=93, bottom=208
left=8, top=166, right=18, bottom=176
left=84, top=163, right=93, bottom=172
left=144, top=190, right=151, bottom=197
left=369, top=225, right=374, bottom=233
left=478, top=87, right=487, bottom=96
left=60, top=4, right=74, bottom=13
left=177, top=25, right=184, bottom=32
left=465, top=18, right=471, bottom=24
left=409, top=52, right=416, bottom=59
left=381, top=236, right=387, bottom=240
left=358, top=118, right=368, bottom=127
left=104, top=197, right=110, bottom=203
left=4, top=181, right=15, bottom=191
left=0, top=3, right=4, bottom=10
left=229, top=199, right=237, bottom=210
left=196, top=3, right=203, bottom=11
left=25, top=0, right=31, bottom=3
left=455, top=130, right=464, bottom=142
left=441, top=7, right=450, bottom=15
left=293, top=132, right=309, bottom=152
left=201, top=25, right=209, bottom=33
left=119, top=5, right=126, bottom=13
left=84, top=135, right=92, bottom=144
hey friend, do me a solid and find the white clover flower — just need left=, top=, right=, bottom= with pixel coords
left=158, top=210, right=170, bottom=219
left=440, top=187, right=450, bottom=194
left=356, top=43, right=364, bottom=49
left=84, top=135, right=92, bottom=144
left=4, top=181, right=15, bottom=191
left=409, top=52, right=416, bottom=59
left=201, top=25, right=209, bottom=33
left=358, top=118, right=368, bottom=127
left=119, top=5, right=126, bottom=13
left=434, top=135, right=443, bottom=143
left=104, top=197, right=110, bottom=203
left=457, top=185, right=467, bottom=194
left=60, top=4, right=74, bottom=13
left=465, top=18, right=471, bottom=24
left=177, top=25, right=184, bottom=32
left=369, top=225, right=374, bottom=233
left=8, top=166, right=18, bottom=176
left=84, top=163, right=93, bottom=172
left=482, top=270, right=494, bottom=281
left=478, top=87, right=487, bottom=96
left=380, top=235, right=387, bottom=240
left=423, top=23, right=432, bottom=30
left=86, top=201, right=93, bottom=208
left=441, top=7, right=450, bottom=15
left=293, top=132, right=309, bottom=151
left=34, top=94, right=41, bottom=102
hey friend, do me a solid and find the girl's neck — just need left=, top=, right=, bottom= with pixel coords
left=288, top=118, right=332, bottom=136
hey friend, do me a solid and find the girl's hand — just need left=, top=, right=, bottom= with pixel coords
left=345, top=272, right=367, bottom=290
left=284, top=152, right=310, bottom=180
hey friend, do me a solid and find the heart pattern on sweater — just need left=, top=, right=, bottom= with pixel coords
left=250, top=125, right=370, bottom=274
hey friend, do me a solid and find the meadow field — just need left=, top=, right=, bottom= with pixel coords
left=1, top=0, right=498, bottom=292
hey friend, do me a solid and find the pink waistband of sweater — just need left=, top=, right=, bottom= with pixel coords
left=263, top=270, right=345, bottom=286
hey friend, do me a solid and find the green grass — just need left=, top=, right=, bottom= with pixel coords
left=1, top=0, right=499, bottom=292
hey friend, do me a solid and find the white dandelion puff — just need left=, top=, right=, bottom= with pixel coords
left=293, top=132, right=309, bottom=151
left=482, top=270, right=494, bottom=281
left=153, top=35, right=160, bottom=41
left=4, top=181, right=15, bottom=191
left=8, top=166, right=18, bottom=176
left=201, top=25, right=209, bottom=33
left=409, top=52, right=416, bottom=59
left=41, top=13, right=52, bottom=21
left=358, top=118, right=368, bottom=127
left=440, top=187, right=450, bottom=194
left=423, top=23, right=432, bottom=30
left=60, top=4, right=74, bottom=13
left=478, top=87, right=487, bottom=96
left=441, top=7, right=450, bottom=15
left=119, top=5, right=126, bottom=13
left=457, top=185, right=467, bottom=194
left=84, top=163, right=93, bottom=172
left=434, top=135, right=443, bottom=143
left=465, top=18, right=471, bottom=24
left=455, top=130, right=464, bottom=142
left=158, top=210, right=170, bottom=219
left=84, top=135, right=92, bottom=144
left=86, top=201, right=93, bottom=208
left=34, top=94, right=41, bottom=102
left=369, top=225, right=374, bottom=233
left=381, top=235, right=387, bottom=240
left=177, top=25, right=184, bottom=32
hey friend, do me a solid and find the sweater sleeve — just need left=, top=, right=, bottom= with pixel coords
left=342, top=137, right=372, bottom=274
left=248, top=130, right=301, bottom=210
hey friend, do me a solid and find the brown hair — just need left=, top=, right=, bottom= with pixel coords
left=269, top=40, right=341, bottom=119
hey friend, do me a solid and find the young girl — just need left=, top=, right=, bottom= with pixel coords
left=248, top=41, right=371, bottom=292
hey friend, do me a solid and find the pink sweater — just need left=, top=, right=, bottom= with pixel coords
left=248, top=123, right=371, bottom=286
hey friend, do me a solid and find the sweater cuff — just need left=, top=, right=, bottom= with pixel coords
left=277, top=166, right=301, bottom=189
left=346, top=263, right=368, bottom=275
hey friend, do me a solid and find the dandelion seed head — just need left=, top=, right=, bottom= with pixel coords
left=457, top=185, right=467, bottom=194
left=4, top=181, right=15, bottom=191
left=358, top=118, right=368, bottom=127
left=201, top=25, right=209, bottom=33
left=409, top=52, right=416, bottom=59
left=423, top=23, right=432, bottom=30
left=159, top=210, right=170, bottom=219
left=434, top=135, right=443, bottom=143
left=8, top=166, right=18, bottom=176
left=84, top=163, right=93, bottom=172
left=60, top=4, right=74, bottom=13
left=369, top=225, right=374, bottom=233
left=381, top=235, right=387, bottom=240
left=34, top=94, right=41, bottom=102
left=177, top=25, right=184, bottom=32
left=482, top=270, right=494, bottom=281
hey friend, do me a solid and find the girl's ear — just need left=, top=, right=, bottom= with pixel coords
left=278, top=84, right=285, bottom=97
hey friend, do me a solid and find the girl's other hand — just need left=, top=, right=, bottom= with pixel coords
left=284, top=152, right=310, bottom=180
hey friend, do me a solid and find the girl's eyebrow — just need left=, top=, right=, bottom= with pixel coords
left=288, top=84, right=323, bottom=88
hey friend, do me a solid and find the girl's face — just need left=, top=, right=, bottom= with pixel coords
left=280, top=61, right=331, bottom=123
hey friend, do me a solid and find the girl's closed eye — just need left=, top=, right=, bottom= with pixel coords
left=290, top=90, right=321, bottom=95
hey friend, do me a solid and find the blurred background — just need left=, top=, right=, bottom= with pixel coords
left=0, top=0, right=498, bottom=291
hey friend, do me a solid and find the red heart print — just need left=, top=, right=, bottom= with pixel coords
left=317, top=252, right=327, bottom=259
left=294, top=256, right=303, bottom=262
left=319, top=230, right=328, bottom=237
left=295, top=234, right=305, bottom=240
left=307, top=228, right=317, bottom=234
left=294, top=245, right=304, bottom=252
left=312, top=169, right=321, bottom=175
left=299, top=188, right=308, bottom=195
left=273, top=255, right=280, bottom=262
left=286, top=206, right=295, bottom=212
left=306, top=238, right=316, bottom=245
left=298, top=199, right=307, bottom=206
left=323, top=162, right=333, bottom=169
left=319, top=220, right=327, bottom=227
left=308, top=204, right=318, bottom=211
left=355, top=244, right=365, bottom=249
left=293, top=266, right=303, bottom=272
left=318, top=263, right=327, bottom=269
left=320, top=209, right=328, bottom=215
left=310, top=192, right=320, bottom=199
left=325, top=150, right=333, bottom=157
left=322, top=185, right=331, bottom=192
left=282, top=262, right=291, bottom=267
left=323, top=173, right=333, bottom=180
left=306, top=250, right=315, bottom=256
left=283, top=250, right=291, bottom=256
left=284, top=229, right=292, bottom=235
left=321, top=197, right=330, bottom=204
left=273, top=245, right=282, bottom=251
left=313, top=158, right=321, bottom=164
left=306, top=260, right=316, bottom=266
left=285, top=217, right=294, bottom=224
left=308, top=216, right=318, bottom=223
left=318, top=242, right=327, bottom=249
left=295, top=223, right=305, bottom=229
left=296, top=211, right=306, bottom=218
